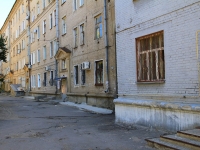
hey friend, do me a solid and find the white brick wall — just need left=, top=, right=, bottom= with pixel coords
left=116, top=0, right=200, bottom=97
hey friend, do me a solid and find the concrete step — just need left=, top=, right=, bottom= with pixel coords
left=22, top=96, right=35, bottom=100
left=177, top=129, right=200, bottom=142
left=146, top=138, right=189, bottom=150
left=161, top=134, right=200, bottom=150
left=38, top=96, right=56, bottom=102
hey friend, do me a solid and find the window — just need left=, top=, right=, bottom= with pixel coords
left=49, top=13, right=53, bottom=29
left=31, top=51, right=35, bottom=65
left=74, top=0, right=77, bottom=10
left=80, top=24, right=84, bottom=45
left=74, top=65, right=78, bottom=85
left=43, top=46, right=46, bottom=60
left=37, top=26, right=40, bottom=39
left=73, top=27, right=78, bottom=48
left=62, top=59, right=66, bottom=69
left=136, top=31, right=165, bottom=82
left=61, top=0, right=66, bottom=4
left=50, top=41, right=53, bottom=57
left=31, top=75, right=36, bottom=87
left=95, top=60, right=103, bottom=85
left=37, top=2, right=40, bottom=15
left=38, top=74, right=41, bottom=87
left=53, top=40, right=57, bottom=55
left=50, top=71, right=53, bottom=86
left=43, top=72, right=47, bottom=86
left=43, top=20, right=46, bottom=34
left=37, top=49, right=40, bottom=62
left=13, top=48, right=15, bottom=57
left=81, top=64, right=85, bottom=85
left=80, top=0, right=84, bottom=6
left=53, top=9, right=56, bottom=26
left=43, top=0, right=46, bottom=9
left=22, top=4, right=24, bottom=13
left=62, top=16, right=66, bottom=34
left=95, top=15, right=103, bottom=39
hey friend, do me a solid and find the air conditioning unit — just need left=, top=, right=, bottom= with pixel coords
left=81, top=62, right=90, bottom=70
left=45, top=66, right=51, bottom=71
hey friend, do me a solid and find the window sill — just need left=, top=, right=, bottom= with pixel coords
left=62, top=33, right=66, bottom=36
left=80, top=43, right=85, bottom=46
left=136, top=80, right=165, bottom=84
left=74, top=85, right=79, bottom=88
left=95, top=83, right=103, bottom=86
left=61, top=1, right=66, bottom=6
left=73, top=46, right=78, bottom=49
left=79, top=4, right=84, bottom=8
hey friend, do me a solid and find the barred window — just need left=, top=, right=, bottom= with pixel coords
left=136, top=31, right=165, bottom=82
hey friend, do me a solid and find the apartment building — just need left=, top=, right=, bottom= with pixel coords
left=114, top=0, right=200, bottom=131
left=0, top=0, right=116, bottom=109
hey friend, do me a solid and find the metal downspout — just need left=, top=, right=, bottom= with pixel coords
left=196, top=30, right=200, bottom=96
left=55, top=0, right=59, bottom=94
left=104, top=0, right=109, bottom=93
left=27, top=0, right=31, bottom=92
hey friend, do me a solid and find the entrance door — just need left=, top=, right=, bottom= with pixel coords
left=61, top=78, right=67, bottom=94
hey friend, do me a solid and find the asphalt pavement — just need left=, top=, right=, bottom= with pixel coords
left=0, top=95, right=166, bottom=150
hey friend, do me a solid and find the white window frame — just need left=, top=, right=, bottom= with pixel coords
left=73, top=27, right=78, bottom=48
left=80, top=23, right=84, bottom=45
left=61, top=0, right=66, bottom=4
left=50, top=41, right=53, bottom=58
left=37, top=49, right=40, bottom=62
left=43, top=46, right=46, bottom=60
left=53, top=40, right=57, bottom=55
left=62, top=16, right=66, bottom=34
left=80, top=0, right=84, bottom=6
left=43, top=20, right=46, bottom=34
left=37, top=26, right=40, bottom=39
left=73, top=0, right=77, bottom=11
left=43, top=0, right=46, bottom=9
left=49, top=13, right=53, bottom=29
left=62, top=59, right=66, bottom=69
left=38, top=74, right=41, bottom=87
left=37, top=2, right=40, bottom=15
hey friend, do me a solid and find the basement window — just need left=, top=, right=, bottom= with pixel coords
left=136, top=31, right=165, bottom=82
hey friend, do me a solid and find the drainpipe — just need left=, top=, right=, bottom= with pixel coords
left=27, top=0, right=31, bottom=92
left=104, top=0, right=109, bottom=93
left=55, top=0, right=59, bottom=94
left=8, top=21, right=11, bottom=89
left=196, top=30, right=200, bottom=96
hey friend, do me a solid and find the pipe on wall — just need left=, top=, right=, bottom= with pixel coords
left=55, top=0, right=59, bottom=94
left=104, top=0, right=109, bottom=93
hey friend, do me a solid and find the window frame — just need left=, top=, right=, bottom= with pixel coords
left=95, top=15, right=103, bottom=39
left=62, top=16, right=66, bottom=35
left=62, top=59, right=66, bottom=70
left=43, top=45, right=47, bottom=60
left=38, top=74, right=41, bottom=87
left=136, top=31, right=165, bottom=83
left=80, top=23, right=84, bottom=45
left=74, top=65, right=79, bottom=85
left=73, top=27, right=78, bottom=48
left=95, top=60, right=103, bottom=86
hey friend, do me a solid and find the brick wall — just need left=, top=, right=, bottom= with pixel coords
left=116, top=0, right=200, bottom=97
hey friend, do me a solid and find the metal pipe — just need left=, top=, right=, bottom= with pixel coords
left=104, top=0, right=109, bottom=93
left=196, top=30, right=200, bottom=96
left=55, top=0, right=59, bottom=94
left=27, top=0, right=31, bottom=92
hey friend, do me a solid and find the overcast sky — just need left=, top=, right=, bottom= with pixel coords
left=0, top=0, right=16, bottom=29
